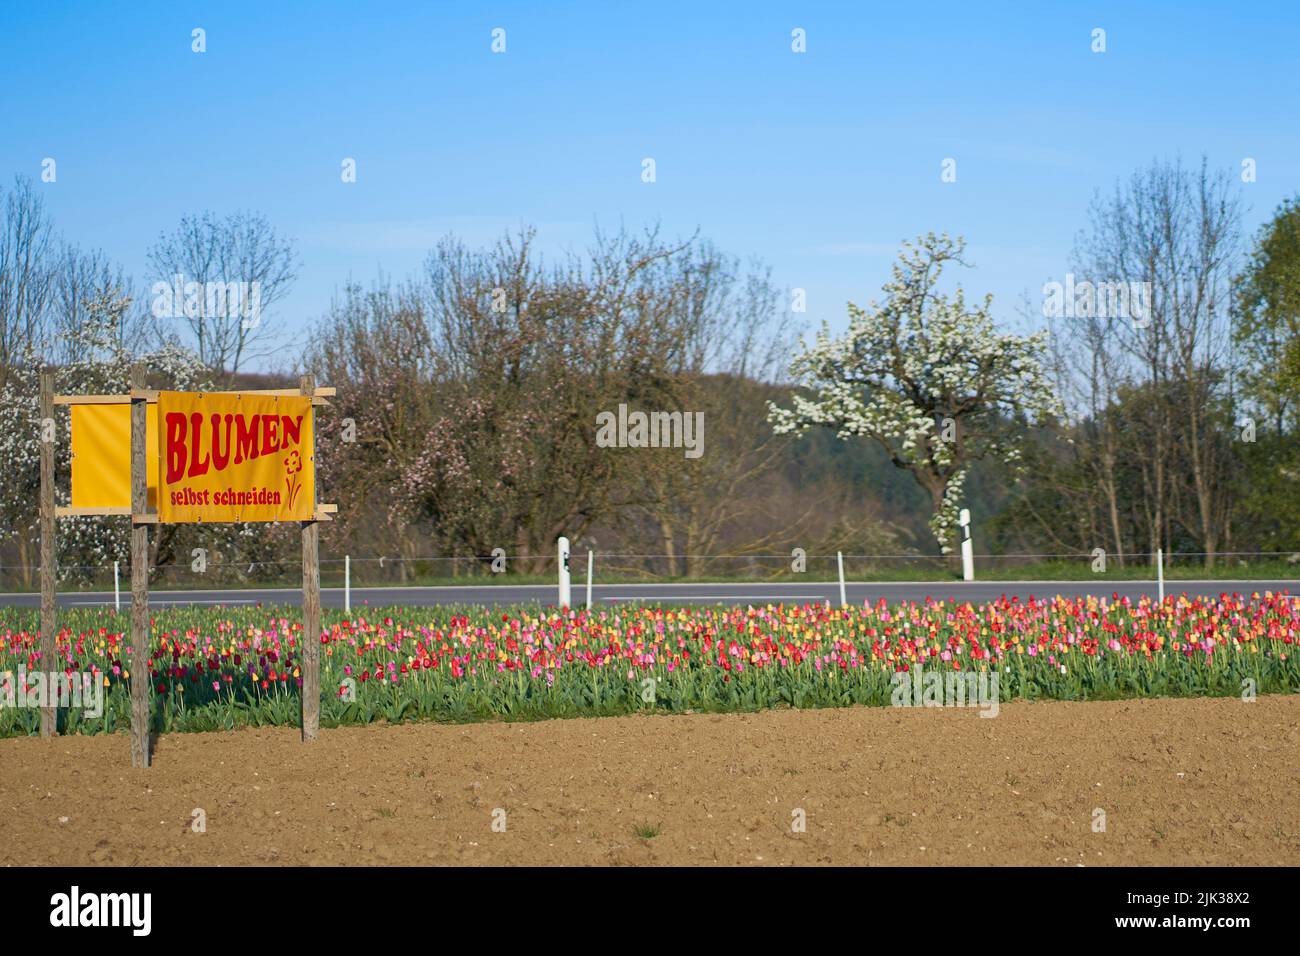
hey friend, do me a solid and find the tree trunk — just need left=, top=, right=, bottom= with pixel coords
left=924, top=475, right=960, bottom=573
left=658, top=518, right=678, bottom=578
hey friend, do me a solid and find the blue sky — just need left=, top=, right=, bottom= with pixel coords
left=3, top=1, right=1298, bottom=368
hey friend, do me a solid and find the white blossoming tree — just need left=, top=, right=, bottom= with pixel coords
left=0, top=290, right=210, bottom=586
left=768, top=233, right=1062, bottom=553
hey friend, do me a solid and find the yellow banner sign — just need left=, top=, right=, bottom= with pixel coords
left=157, top=391, right=314, bottom=523
left=70, top=403, right=160, bottom=509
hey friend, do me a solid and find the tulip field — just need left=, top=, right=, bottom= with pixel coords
left=1, top=590, right=1298, bottom=737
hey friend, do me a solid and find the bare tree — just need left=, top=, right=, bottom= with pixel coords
left=0, top=176, right=55, bottom=388
left=47, top=242, right=150, bottom=366
left=1074, top=158, right=1242, bottom=567
left=307, top=280, right=437, bottom=574
left=147, top=210, right=298, bottom=377
left=410, top=226, right=703, bottom=571
left=628, top=254, right=810, bottom=576
left=310, top=226, right=718, bottom=573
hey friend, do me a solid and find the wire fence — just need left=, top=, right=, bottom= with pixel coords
left=2, top=548, right=1298, bottom=594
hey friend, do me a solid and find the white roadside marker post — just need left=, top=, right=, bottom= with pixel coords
left=837, top=551, right=847, bottom=608
left=113, top=560, right=120, bottom=613
left=1157, top=547, right=1164, bottom=603
left=558, top=536, right=571, bottom=609
left=345, top=554, right=351, bottom=612
left=959, top=508, right=974, bottom=582
left=586, top=549, right=594, bottom=610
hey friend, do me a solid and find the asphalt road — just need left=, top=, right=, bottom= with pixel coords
left=1, top=579, right=1294, bottom=610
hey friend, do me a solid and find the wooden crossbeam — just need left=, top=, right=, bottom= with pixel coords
left=57, top=505, right=335, bottom=523
left=53, top=394, right=133, bottom=405
left=54, top=387, right=336, bottom=405
left=56, top=505, right=132, bottom=517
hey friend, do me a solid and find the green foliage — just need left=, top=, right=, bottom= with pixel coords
left=1236, top=195, right=1300, bottom=429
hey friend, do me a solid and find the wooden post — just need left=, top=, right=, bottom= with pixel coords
left=129, top=364, right=151, bottom=768
left=39, top=369, right=57, bottom=737
left=300, top=374, right=321, bottom=742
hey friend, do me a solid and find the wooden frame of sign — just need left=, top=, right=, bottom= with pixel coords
left=40, top=363, right=337, bottom=766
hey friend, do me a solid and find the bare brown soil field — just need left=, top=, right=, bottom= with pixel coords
left=2, top=695, right=1297, bottom=866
